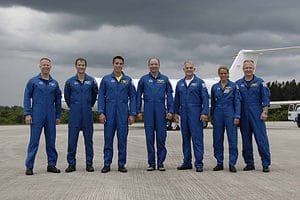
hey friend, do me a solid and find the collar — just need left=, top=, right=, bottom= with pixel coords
left=110, top=71, right=125, bottom=79
left=243, top=75, right=256, bottom=83
left=149, top=72, right=161, bottom=79
left=76, top=74, right=87, bottom=81
left=38, top=73, right=52, bottom=81
left=184, top=75, right=195, bottom=82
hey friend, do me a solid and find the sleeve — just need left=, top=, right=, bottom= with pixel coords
left=261, top=80, right=270, bottom=107
left=166, top=78, right=174, bottom=113
left=64, top=80, right=71, bottom=108
left=234, top=84, right=241, bottom=119
left=98, top=78, right=106, bottom=114
left=55, top=83, right=62, bottom=119
left=129, top=79, right=137, bottom=116
left=91, top=78, right=98, bottom=107
left=173, top=83, right=180, bottom=114
left=23, top=80, right=34, bottom=116
left=210, top=85, right=216, bottom=118
left=201, top=81, right=209, bottom=115
left=136, top=78, right=144, bottom=113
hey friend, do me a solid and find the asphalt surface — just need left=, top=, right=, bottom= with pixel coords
left=0, top=122, right=299, bottom=200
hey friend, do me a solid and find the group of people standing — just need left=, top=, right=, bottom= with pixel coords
left=23, top=56, right=271, bottom=176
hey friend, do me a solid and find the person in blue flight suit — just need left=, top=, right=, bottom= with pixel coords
left=23, top=58, right=62, bottom=175
left=211, top=66, right=241, bottom=173
left=174, top=60, right=209, bottom=172
left=64, top=58, right=98, bottom=173
left=236, top=60, right=271, bottom=173
left=137, top=57, right=173, bottom=171
left=98, top=56, right=137, bottom=173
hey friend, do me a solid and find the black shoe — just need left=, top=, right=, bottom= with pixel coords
left=196, top=167, right=203, bottom=172
left=262, top=166, right=270, bottom=173
left=65, top=165, right=76, bottom=173
left=101, top=166, right=111, bottom=173
left=25, top=168, right=33, bottom=175
left=243, top=165, right=255, bottom=171
left=118, top=166, right=127, bottom=173
left=47, top=166, right=61, bottom=173
left=86, top=165, right=94, bottom=172
left=147, top=165, right=156, bottom=171
left=229, top=165, right=237, bottom=173
left=177, top=164, right=192, bottom=170
left=158, top=165, right=166, bottom=171
left=213, top=165, right=224, bottom=171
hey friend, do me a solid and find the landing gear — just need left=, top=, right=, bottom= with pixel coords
left=166, top=119, right=180, bottom=131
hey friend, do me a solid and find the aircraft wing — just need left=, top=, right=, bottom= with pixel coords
left=229, top=46, right=300, bottom=82
left=269, top=100, right=300, bottom=109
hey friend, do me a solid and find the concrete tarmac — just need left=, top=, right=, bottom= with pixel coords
left=0, top=122, right=299, bottom=200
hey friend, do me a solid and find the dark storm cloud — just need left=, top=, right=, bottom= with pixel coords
left=1, top=0, right=300, bottom=36
left=1, top=1, right=300, bottom=106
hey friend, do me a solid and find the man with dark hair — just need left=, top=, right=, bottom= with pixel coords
left=236, top=60, right=271, bottom=172
left=64, top=58, right=98, bottom=173
left=24, top=58, right=61, bottom=175
left=137, top=57, right=173, bottom=171
left=98, top=56, right=137, bottom=173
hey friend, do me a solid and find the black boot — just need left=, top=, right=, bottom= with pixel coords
left=86, top=165, right=94, bottom=172
left=101, top=165, right=111, bottom=173
left=262, top=166, right=270, bottom=173
left=65, top=165, right=76, bottom=173
left=213, top=165, right=224, bottom=171
left=243, top=165, right=255, bottom=171
left=229, top=165, right=237, bottom=173
left=118, top=166, right=128, bottom=173
left=177, top=164, right=192, bottom=170
left=147, top=165, right=156, bottom=171
left=47, top=166, right=61, bottom=173
left=25, top=168, right=33, bottom=175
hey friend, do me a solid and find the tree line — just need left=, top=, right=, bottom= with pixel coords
left=1, top=80, right=299, bottom=125
left=267, top=79, right=300, bottom=101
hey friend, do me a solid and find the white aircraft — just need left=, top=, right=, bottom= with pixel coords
left=288, top=103, right=300, bottom=127
left=62, top=46, right=300, bottom=123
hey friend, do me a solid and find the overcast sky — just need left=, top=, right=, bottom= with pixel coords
left=1, top=0, right=300, bottom=106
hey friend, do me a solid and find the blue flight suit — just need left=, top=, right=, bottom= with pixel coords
left=137, top=72, right=174, bottom=167
left=173, top=75, right=209, bottom=168
left=98, top=72, right=137, bottom=167
left=64, top=74, right=98, bottom=167
left=23, top=74, right=62, bottom=169
left=211, top=80, right=241, bottom=167
left=236, top=75, right=271, bottom=167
